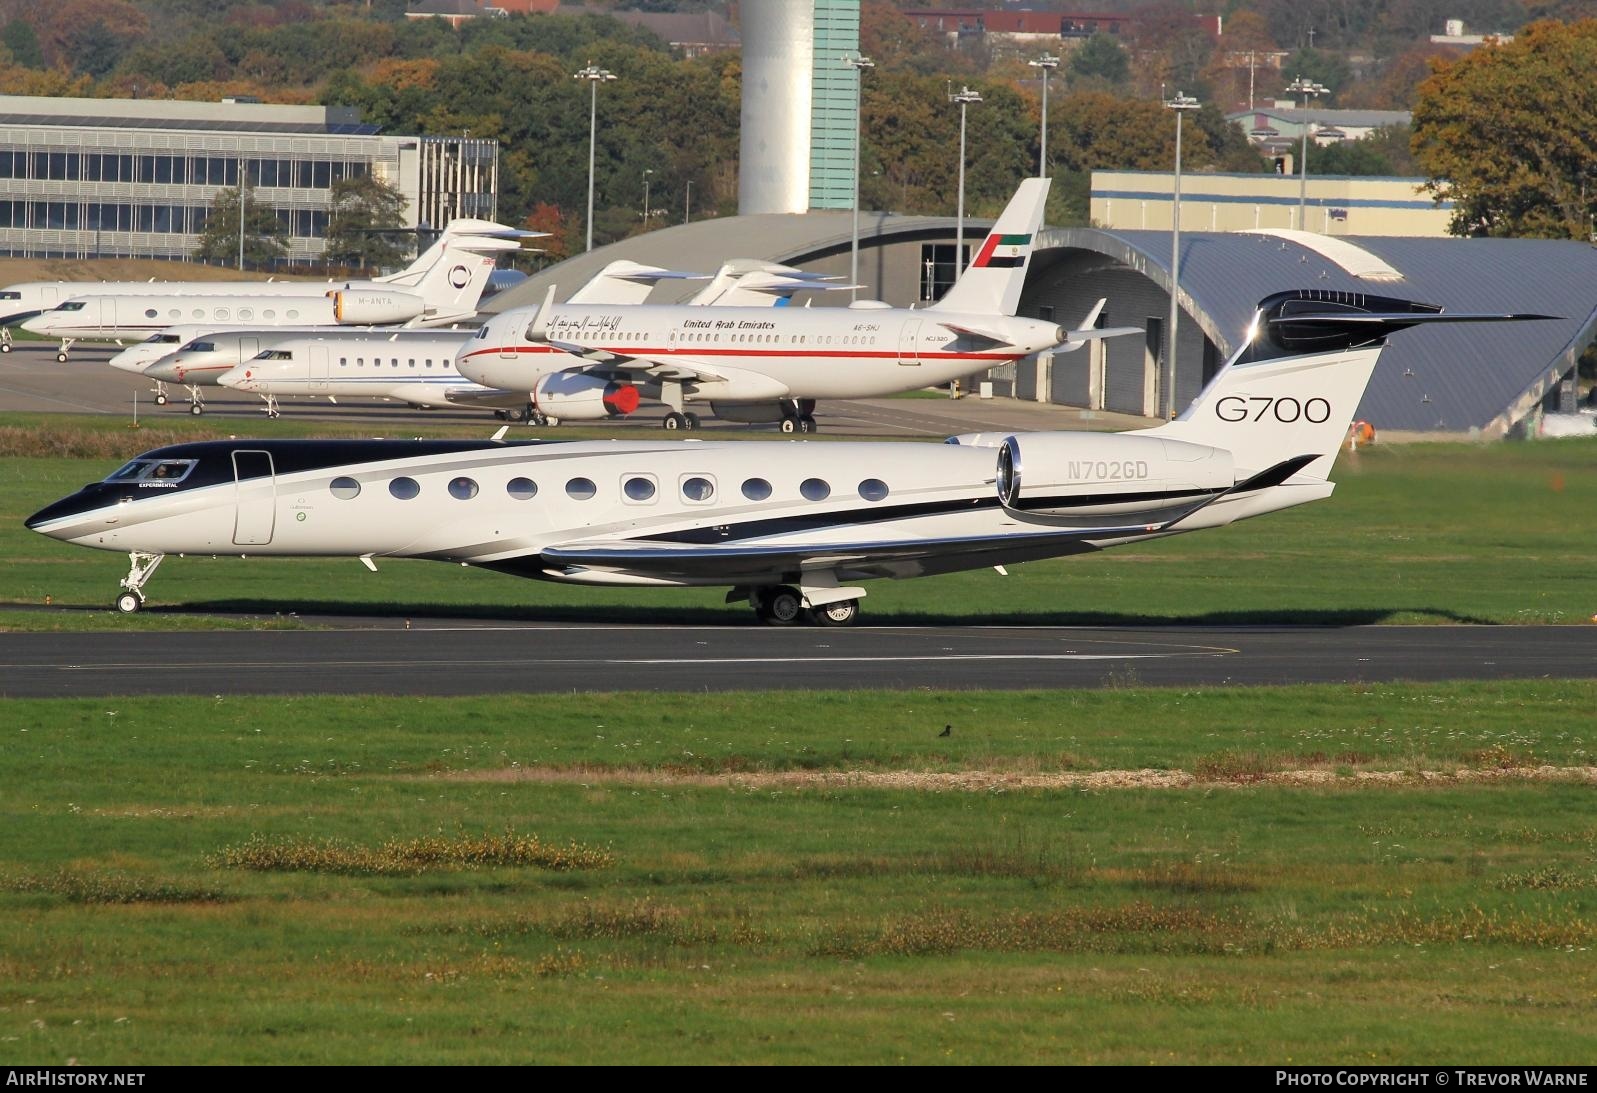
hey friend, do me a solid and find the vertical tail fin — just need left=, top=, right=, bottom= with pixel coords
left=409, top=235, right=523, bottom=323
left=928, top=177, right=1050, bottom=316
left=1149, top=291, right=1552, bottom=480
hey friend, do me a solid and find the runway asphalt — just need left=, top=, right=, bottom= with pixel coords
left=1, top=619, right=1593, bottom=698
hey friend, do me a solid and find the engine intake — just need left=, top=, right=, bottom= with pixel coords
left=533, top=372, right=639, bottom=420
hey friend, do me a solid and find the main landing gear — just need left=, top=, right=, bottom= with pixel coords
left=778, top=399, right=818, bottom=434
left=663, top=411, right=701, bottom=431
left=114, top=551, right=165, bottom=613
left=751, top=585, right=859, bottom=627
left=1, top=327, right=11, bottom=353
left=258, top=394, right=281, bottom=419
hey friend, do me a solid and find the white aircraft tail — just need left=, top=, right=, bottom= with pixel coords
left=379, top=218, right=540, bottom=288
left=928, top=177, right=1050, bottom=317
left=410, top=234, right=524, bottom=322
left=569, top=260, right=706, bottom=305
left=1149, top=291, right=1554, bottom=481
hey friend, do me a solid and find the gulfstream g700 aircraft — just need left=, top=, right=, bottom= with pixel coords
left=27, top=292, right=1545, bottom=625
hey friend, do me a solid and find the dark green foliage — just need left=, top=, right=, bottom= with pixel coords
left=193, top=180, right=288, bottom=267
left=1, top=18, right=44, bottom=67
left=324, top=174, right=410, bottom=271
left=1068, top=32, right=1129, bottom=89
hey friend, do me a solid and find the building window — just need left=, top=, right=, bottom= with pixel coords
left=920, top=243, right=966, bottom=303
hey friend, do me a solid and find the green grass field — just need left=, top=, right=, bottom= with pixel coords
left=3, top=684, right=1596, bottom=1064
left=2, top=417, right=1593, bottom=626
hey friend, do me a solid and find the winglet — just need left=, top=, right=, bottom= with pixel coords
left=526, top=285, right=557, bottom=343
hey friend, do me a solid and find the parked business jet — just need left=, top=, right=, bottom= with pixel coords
left=215, top=332, right=553, bottom=418
left=17, top=229, right=523, bottom=359
left=0, top=218, right=531, bottom=330
left=28, top=291, right=1546, bottom=624
left=458, top=178, right=1136, bottom=432
left=129, top=328, right=477, bottom=414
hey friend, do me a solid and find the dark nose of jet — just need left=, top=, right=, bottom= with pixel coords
left=25, top=487, right=104, bottom=532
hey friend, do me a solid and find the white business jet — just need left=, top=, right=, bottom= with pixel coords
left=457, top=178, right=1136, bottom=432
left=16, top=223, right=527, bottom=360
left=27, top=290, right=1547, bottom=623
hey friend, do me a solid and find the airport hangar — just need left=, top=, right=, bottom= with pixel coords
left=492, top=213, right=1597, bottom=437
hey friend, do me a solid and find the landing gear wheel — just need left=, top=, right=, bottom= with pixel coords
left=797, top=414, right=817, bottom=434
left=664, top=412, right=688, bottom=431
left=189, top=402, right=203, bottom=416
left=754, top=586, right=804, bottom=626
left=779, top=417, right=797, bottom=434
left=807, top=599, right=859, bottom=627
left=56, top=352, right=68, bottom=363
left=684, top=412, right=701, bottom=430
left=154, top=393, right=168, bottom=406
left=1, top=342, right=11, bottom=353
left=114, top=591, right=142, bottom=614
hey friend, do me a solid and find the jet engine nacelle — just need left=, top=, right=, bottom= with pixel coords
left=996, top=432, right=1234, bottom=519
left=533, top=372, right=640, bottom=420
left=329, top=290, right=427, bottom=325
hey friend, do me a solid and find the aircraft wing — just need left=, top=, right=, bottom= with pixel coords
left=442, top=386, right=535, bottom=410
left=539, top=519, right=1171, bottom=581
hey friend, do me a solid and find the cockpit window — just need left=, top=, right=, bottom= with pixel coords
left=105, top=458, right=197, bottom=484
left=144, top=333, right=181, bottom=345
left=254, top=350, right=294, bottom=360
left=0, top=290, right=19, bottom=300
left=55, top=301, right=85, bottom=311
left=184, top=341, right=216, bottom=352
left=475, top=326, right=489, bottom=339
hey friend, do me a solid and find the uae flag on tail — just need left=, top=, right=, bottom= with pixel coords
left=972, top=233, right=1031, bottom=268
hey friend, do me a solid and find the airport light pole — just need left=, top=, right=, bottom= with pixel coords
left=1286, top=75, right=1328, bottom=231
left=846, top=52, right=874, bottom=301
left=684, top=179, right=692, bottom=224
left=574, top=62, right=617, bottom=252
left=642, top=168, right=653, bottom=226
left=950, top=85, right=983, bottom=273
left=1028, top=53, right=1059, bottom=178
left=1163, top=90, right=1200, bottom=420
left=236, top=158, right=246, bottom=271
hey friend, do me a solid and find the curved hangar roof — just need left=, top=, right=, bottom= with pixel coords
left=1041, top=228, right=1597, bottom=435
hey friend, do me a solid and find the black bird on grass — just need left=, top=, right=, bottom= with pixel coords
left=938, top=724, right=951, bottom=738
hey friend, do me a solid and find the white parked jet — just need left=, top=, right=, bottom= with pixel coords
left=458, top=178, right=1136, bottom=432
left=27, top=291, right=1546, bottom=623
left=0, top=218, right=529, bottom=328
left=132, top=328, right=478, bottom=414
left=215, top=332, right=566, bottom=419
left=17, top=228, right=524, bottom=358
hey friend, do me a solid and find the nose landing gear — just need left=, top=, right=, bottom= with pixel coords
left=114, top=551, right=165, bottom=613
